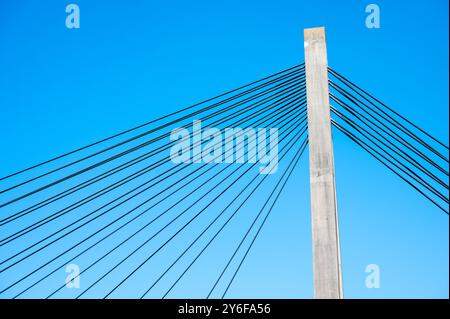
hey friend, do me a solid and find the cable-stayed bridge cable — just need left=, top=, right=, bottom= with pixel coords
left=0, top=64, right=304, bottom=182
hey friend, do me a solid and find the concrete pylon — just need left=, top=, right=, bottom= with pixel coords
left=304, top=27, right=343, bottom=299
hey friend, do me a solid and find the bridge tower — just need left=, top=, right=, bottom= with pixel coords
left=304, top=27, right=343, bottom=299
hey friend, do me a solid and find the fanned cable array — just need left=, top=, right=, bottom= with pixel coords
left=0, top=64, right=309, bottom=298
left=1, top=61, right=447, bottom=299
left=328, top=67, right=449, bottom=214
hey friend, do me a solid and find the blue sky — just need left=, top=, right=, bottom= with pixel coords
left=0, top=0, right=448, bottom=298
